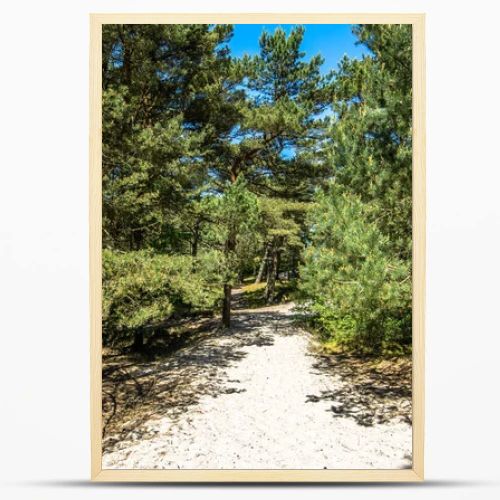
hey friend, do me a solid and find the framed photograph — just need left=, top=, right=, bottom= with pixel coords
left=90, top=13, right=425, bottom=482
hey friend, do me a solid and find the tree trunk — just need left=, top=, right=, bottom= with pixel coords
left=222, top=166, right=238, bottom=328
left=265, top=243, right=278, bottom=304
left=275, top=250, right=281, bottom=280
left=222, top=230, right=236, bottom=328
left=255, top=244, right=269, bottom=284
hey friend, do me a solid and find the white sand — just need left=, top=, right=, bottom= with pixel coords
left=103, top=302, right=412, bottom=470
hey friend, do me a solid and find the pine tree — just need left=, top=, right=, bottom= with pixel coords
left=101, top=24, right=236, bottom=346
left=329, top=24, right=412, bottom=258
left=101, top=23, right=413, bottom=353
left=204, top=26, right=332, bottom=322
left=102, top=24, right=234, bottom=251
left=300, top=24, right=413, bottom=353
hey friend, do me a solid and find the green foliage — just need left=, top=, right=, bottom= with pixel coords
left=258, top=197, right=305, bottom=247
left=299, top=187, right=411, bottom=353
left=298, top=24, right=412, bottom=354
left=102, top=24, right=234, bottom=251
left=215, top=177, right=261, bottom=239
left=101, top=23, right=413, bottom=354
left=102, top=249, right=224, bottom=345
left=199, top=176, right=261, bottom=281
left=329, top=24, right=412, bottom=259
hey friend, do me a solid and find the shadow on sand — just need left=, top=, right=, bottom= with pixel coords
left=102, top=306, right=296, bottom=454
left=305, top=353, right=412, bottom=427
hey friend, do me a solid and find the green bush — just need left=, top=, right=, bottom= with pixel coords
left=299, top=187, right=411, bottom=354
left=102, top=249, right=224, bottom=346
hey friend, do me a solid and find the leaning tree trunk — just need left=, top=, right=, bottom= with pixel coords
left=255, top=244, right=269, bottom=284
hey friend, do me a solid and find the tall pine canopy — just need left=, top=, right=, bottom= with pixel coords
left=102, top=24, right=412, bottom=355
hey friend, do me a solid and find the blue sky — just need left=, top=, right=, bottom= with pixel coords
left=229, top=24, right=369, bottom=74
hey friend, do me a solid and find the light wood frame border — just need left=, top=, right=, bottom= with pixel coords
left=90, top=13, right=425, bottom=483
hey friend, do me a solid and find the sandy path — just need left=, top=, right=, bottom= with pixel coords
left=103, top=302, right=412, bottom=470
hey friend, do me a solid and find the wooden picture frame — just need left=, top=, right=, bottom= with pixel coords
left=90, top=12, right=425, bottom=482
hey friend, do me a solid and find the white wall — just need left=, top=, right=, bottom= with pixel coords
left=1, top=0, right=499, bottom=498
